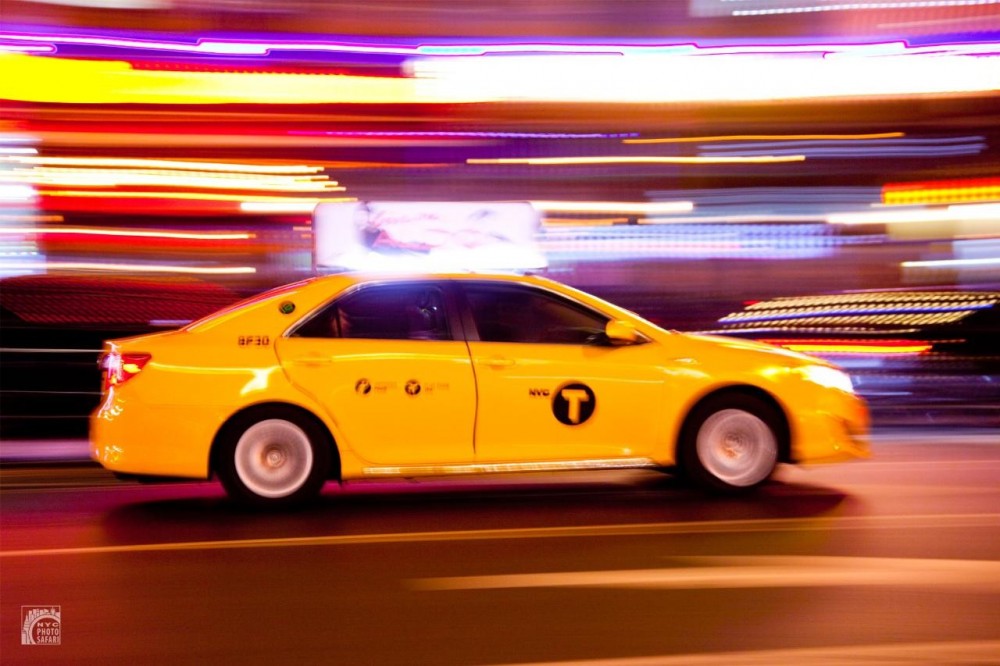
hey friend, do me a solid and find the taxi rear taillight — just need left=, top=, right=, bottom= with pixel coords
left=101, top=352, right=152, bottom=391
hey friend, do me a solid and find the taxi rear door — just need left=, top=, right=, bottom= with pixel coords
left=276, top=281, right=476, bottom=466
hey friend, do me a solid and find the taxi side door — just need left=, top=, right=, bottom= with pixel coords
left=275, top=281, right=476, bottom=466
left=458, top=281, right=668, bottom=463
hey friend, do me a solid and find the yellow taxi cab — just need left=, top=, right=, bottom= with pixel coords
left=91, top=273, right=869, bottom=506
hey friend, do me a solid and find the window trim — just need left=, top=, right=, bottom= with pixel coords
left=285, top=280, right=462, bottom=341
left=455, top=280, right=611, bottom=345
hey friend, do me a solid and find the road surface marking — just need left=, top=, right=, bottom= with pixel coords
left=411, top=555, right=1000, bottom=591
left=483, top=640, right=1000, bottom=666
left=2, top=512, right=998, bottom=558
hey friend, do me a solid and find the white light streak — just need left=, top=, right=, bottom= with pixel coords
left=532, top=201, right=695, bottom=215
left=414, top=52, right=1000, bottom=103
left=731, top=0, right=1000, bottom=16
left=828, top=203, right=1000, bottom=225
left=240, top=201, right=331, bottom=213
left=902, top=257, right=1000, bottom=268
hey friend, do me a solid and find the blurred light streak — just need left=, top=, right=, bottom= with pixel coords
left=537, top=223, right=858, bottom=260
left=4, top=33, right=998, bottom=59
left=293, top=130, right=637, bottom=140
left=37, top=190, right=339, bottom=205
left=883, top=177, right=1000, bottom=206
left=413, top=52, right=1000, bottom=103
left=240, top=201, right=339, bottom=213
left=8, top=169, right=344, bottom=192
left=828, top=203, right=1000, bottom=225
left=626, top=133, right=906, bottom=144
left=469, top=156, right=806, bottom=165
left=721, top=303, right=992, bottom=324
left=902, top=257, right=1000, bottom=268
left=697, top=136, right=985, bottom=158
left=5, top=42, right=999, bottom=105
left=19, top=0, right=169, bottom=7
left=0, top=227, right=252, bottom=240
left=531, top=201, right=694, bottom=215
left=635, top=214, right=830, bottom=224
left=542, top=217, right=630, bottom=226
left=759, top=340, right=933, bottom=355
left=1, top=54, right=416, bottom=105
left=5, top=156, right=326, bottom=175
left=0, top=261, right=256, bottom=274
left=724, top=0, right=1000, bottom=16
left=0, top=215, right=63, bottom=223
left=0, top=185, right=37, bottom=202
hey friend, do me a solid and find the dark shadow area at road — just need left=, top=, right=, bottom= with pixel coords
left=97, top=472, right=851, bottom=549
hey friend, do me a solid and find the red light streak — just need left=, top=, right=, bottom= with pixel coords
left=760, top=339, right=934, bottom=355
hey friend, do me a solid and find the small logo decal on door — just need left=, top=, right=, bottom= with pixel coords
left=355, top=379, right=372, bottom=395
left=405, top=380, right=422, bottom=396
left=552, top=382, right=596, bottom=425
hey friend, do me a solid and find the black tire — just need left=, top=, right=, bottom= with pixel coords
left=216, top=406, right=332, bottom=508
left=680, top=393, right=782, bottom=493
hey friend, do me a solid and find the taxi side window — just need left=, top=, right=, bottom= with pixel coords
left=294, top=285, right=451, bottom=341
left=464, top=284, right=609, bottom=344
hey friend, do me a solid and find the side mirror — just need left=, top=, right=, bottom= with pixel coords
left=604, top=320, right=642, bottom=345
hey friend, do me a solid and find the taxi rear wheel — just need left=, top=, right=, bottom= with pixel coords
left=217, top=408, right=331, bottom=507
left=680, top=394, right=781, bottom=493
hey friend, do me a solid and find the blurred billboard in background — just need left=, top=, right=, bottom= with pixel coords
left=314, top=201, right=546, bottom=272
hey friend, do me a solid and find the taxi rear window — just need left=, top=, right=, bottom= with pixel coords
left=184, top=279, right=316, bottom=331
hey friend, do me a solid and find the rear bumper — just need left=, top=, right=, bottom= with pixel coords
left=90, top=390, right=218, bottom=479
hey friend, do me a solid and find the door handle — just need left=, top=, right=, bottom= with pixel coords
left=480, top=356, right=515, bottom=368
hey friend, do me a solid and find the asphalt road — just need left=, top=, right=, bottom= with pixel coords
left=2, top=435, right=999, bottom=665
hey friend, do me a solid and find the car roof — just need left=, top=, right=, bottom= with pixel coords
left=313, top=271, right=552, bottom=285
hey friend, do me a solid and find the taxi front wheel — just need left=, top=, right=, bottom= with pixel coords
left=680, top=394, right=781, bottom=493
left=216, top=408, right=331, bottom=507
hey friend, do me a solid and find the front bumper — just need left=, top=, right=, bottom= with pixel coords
left=789, top=392, right=871, bottom=464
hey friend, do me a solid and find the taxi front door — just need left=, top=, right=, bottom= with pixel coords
left=461, top=283, right=667, bottom=464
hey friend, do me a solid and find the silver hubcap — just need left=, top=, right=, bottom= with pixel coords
left=696, top=409, right=778, bottom=487
left=234, top=419, right=314, bottom=498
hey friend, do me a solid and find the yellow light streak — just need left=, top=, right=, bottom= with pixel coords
left=0, top=226, right=253, bottom=240
left=3, top=155, right=327, bottom=174
left=1, top=53, right=417, bottom=105
left=624, top=133, right=905, bottom=144
left=542, top=217, right=630, bottom=226
left=883, top=184, right=1000, bottom=206
left=469, top=156, right=805, bottom=166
